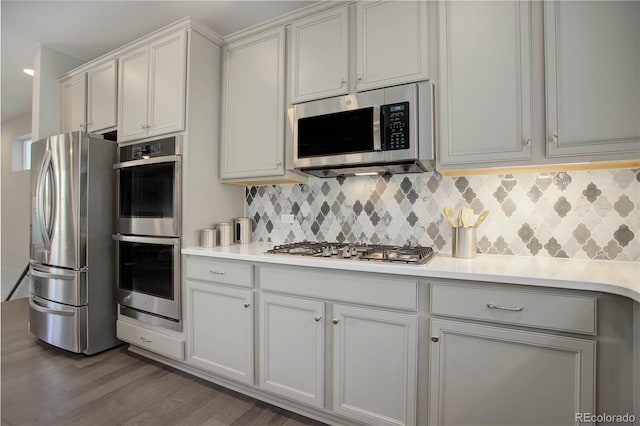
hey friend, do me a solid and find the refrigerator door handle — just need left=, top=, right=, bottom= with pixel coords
left=35, top=150, right=55, bottom=250
left=29, top=298, right=76, bottom=317
left=30, top=268, right=75, bottom=281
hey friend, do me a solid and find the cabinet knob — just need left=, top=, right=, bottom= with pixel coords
left=547, top=135, right=558, bottom=144
left=523, top=138, right=532, bottom=146
left=314, top=315, right=322, bottom=322
left=431, top=336, right=439, bottom=343
left=340, top=78, right=346, bottom=85
left=276, top=161, right=282, bottom=166
left=332, top=318, right=340, bottom=325
left=356, top=74, right=362, bottom=81
left=243, top=303, right=250, bottom=308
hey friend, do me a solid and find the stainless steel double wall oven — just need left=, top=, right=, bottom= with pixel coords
left=114, top=136, right=182, bottom=330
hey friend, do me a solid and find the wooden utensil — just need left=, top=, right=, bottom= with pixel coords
left=443, top=207, right=457, bottom=227
left=474, top=210, right=489, bottom=228
left=460, top=208, right=473, bottom=227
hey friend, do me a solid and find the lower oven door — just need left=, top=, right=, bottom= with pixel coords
left=29, top=295, right=87, bottom=353
left=114, top=234, right=181, bottom=321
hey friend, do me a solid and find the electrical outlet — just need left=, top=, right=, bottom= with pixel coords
left=281, top=214, right=295, bottom=224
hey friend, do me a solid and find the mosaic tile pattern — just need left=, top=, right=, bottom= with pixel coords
left=245, top=168, right=640, bottom=261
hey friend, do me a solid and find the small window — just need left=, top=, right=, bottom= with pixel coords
left=12, top=134, right=32, bottom=171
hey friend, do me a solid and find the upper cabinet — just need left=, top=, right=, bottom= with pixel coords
left=221, top=27, right=296, bottom=182
left=118, top=29, right=187, bottom=142
left=288, top=1, right=429, bottom=104
left=289, top=7, right=349, bottom=104
left=355, top=1, right=429, bottom=92
left=544, top=1, right=640, bottom=157
left=60, top=59, right=117, bottom=134
left=437, top=1, right=533, bottom=166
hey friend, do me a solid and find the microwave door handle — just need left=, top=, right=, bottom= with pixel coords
left=373, top=105, right=382, bottom=151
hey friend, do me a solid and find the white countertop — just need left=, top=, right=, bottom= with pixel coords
left=182, top=243, right=640, bottom=303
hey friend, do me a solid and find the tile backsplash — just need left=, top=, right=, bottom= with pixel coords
left=245, top=168, right=640, bottom=261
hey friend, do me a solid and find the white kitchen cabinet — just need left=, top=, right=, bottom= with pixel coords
left=61, top=59, right=117, bottom=134
left=355, top=1, right=429, bottom=92
left=332, top=304, right=418, bottom=426
left=220, top=27, right=287, bottom=180
left=544, top=1, right=640, bottom=157
left=186, top=280, right=254, bottom=385
left=61, top=73, right=86, bottom=133
left=258, top=293, right=325, bottom=408
left=438, top=0, right=533, bottom=166
left=86, top=59, right=117, bottom=132
left=428, top=318, right=596, bottom=426
left=118, top=29, right=187, bottom=142
left=289, top=6, right=349, bottom=104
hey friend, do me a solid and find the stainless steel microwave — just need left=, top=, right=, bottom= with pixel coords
left=292, top=81, right=434, bottom=177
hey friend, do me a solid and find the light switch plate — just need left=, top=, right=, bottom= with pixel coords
left=281, top=214, right=295, bottom=224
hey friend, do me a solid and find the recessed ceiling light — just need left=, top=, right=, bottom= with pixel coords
left=23, top=68, right=34, bottom=76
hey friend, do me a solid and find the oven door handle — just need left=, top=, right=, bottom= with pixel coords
left=113, top=155, right=181, bottom=169
left=112, top=234, right=180, bottom=246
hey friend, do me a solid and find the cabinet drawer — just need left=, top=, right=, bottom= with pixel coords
left=186, top=256, right=253, bottom=288
left=430, top=283, right=597, bottom=335
left=259, top=265, right=417, bottom=310
left=117, top=320, right=184, bottom=360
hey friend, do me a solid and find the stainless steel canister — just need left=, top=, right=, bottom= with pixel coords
left=234, top=217, right=252, bottom=244
left=218, top=222, right=234, bottom=246
left=200, top=229, right=217, bottom=248
left=452, top=227, right=477, bottom=259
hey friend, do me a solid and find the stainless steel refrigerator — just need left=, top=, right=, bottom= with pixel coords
left=29, top=131, right=120, bottom=354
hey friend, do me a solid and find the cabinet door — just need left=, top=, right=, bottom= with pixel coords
left=332, top=304, right=417, bottom=426
left=438, top=1, right=533, bottom=166
left=258, top=293, right=324, bottom=408
left=61, top=73, right=86, bottom=133
left=147, top=30, right=187, bottom=138
left=87, top=59, right=117, bottom=132
left=289, top=7, right=349, bottom=104
left=428, top=318, right=596, bottom=426
left=221, top=27, right=286, bottom=179
left=187, top=281, right=254, bottom=385
left=118, top=47, right=149, bottom=142
left=355, top=1, right=429, bottom=91
left=544, top=1, right=640, bottom=157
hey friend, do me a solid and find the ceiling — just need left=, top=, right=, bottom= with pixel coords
left=1, top=0, right=317, bottom=123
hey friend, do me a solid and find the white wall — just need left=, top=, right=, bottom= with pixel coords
left=1, top=113, right=32, bottom=300
left=31, top=45, right=83, bottom=141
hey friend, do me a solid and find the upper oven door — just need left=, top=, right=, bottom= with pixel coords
left=294, top=89, right=386, bottom=169
left=114, top=156, right=181, bottom=237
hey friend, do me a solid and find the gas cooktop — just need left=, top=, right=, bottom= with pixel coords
left=266, top=241, right=434, bottom=265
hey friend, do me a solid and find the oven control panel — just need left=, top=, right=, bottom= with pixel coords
left=119, top=136, right=181, bottom=162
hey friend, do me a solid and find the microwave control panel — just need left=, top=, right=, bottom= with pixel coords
left=382, top=102, right=410, bottom=151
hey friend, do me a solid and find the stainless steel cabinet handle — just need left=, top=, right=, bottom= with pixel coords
left=314, top=315, right=322, bottom=322
left=139, top=337, right=152, bottom=343
left=487, top=303, right=524, bottom=312
left=431, top=336, right=439, bottom=343
left=547, top=135, right=558, bottom=144
left=209, top=270, right=225, bottom=275
left=243, top=303, right=250, bottom=308
left=332, top=318, right=340, bottom=325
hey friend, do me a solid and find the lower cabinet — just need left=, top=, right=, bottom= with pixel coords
left=258, top=293, right=325, bottom=408
left=186, top=280, right=254, bottom=385
left=332, top=304, right=418, bottom=426
left=428, top=318, right=596, bottom=426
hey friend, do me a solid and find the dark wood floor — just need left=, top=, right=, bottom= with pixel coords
left=1, top=298, right=324, bottom=426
